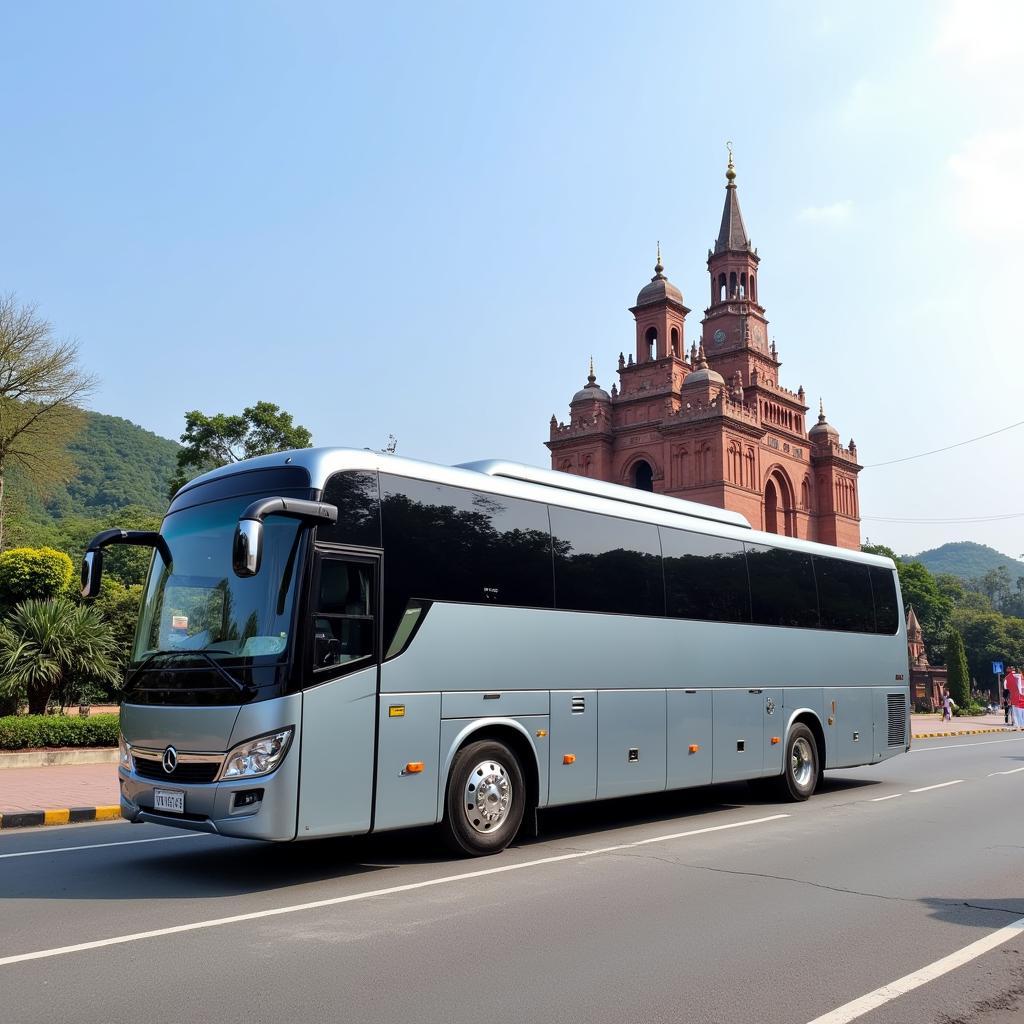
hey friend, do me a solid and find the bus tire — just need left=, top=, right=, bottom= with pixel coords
left=442, top=739, right=526, bottom=857
left=776, top=723, right=819, bottom=801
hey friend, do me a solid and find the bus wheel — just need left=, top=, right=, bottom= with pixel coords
left=777, top=724, right=819, bottom=801
left=442, top=739, right=526, bottom=857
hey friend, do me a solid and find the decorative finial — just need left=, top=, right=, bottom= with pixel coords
left=726, top=140, right=736, bottom=184
left=818, top=398, right=826, bottom=422
left=654, top=241, right=664, bottom=276
left=587, top=356, right=596, bottom=385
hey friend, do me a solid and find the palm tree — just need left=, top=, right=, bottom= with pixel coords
left=0, top=597, right=119, bottom=715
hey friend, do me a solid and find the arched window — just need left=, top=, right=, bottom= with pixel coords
left=740, top=272, right=747, bottom=299
left=645, top=326, right=657, bottom=362
left=633, top=460, right=654, bottom=491
left=750, top=273, right=756, bottom=302
left=718, top=273, right=727, bottom=302
left=670, top=327, right=680, bottom=357
left=729, top=271, right=737, bottom=297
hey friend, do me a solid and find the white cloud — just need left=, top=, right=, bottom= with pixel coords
left=948, top=129, right=1024, bottom=240
left=933, top=0, right=1024, bottom=74
left=797, top=200, right=854, bottom=225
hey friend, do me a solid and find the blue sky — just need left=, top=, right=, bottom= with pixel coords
left=2, top=1, right=1021, bottom=557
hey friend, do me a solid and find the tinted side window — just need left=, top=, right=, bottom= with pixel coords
left=549, top=507, right=664, bottom=616
left=380, top=475, right=554, bottom=648
left=317, top=471, right=381, bottom=548
left=661, top=529, right=750, bottom=623
left=814, top=556, right=875, bottom=633
left=869, top=566, right=900, bottom=635
left=746, top=544, right=820, bottom=628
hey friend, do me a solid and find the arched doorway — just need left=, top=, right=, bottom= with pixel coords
left=633, top=460, right=654, bottom=491
left=764, top=470, right=795, bottom=536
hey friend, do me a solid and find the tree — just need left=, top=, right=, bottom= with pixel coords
left=169, top=401, right=313, bottom=495
left=0, top=597, right=119, bottom=714
left=896, top=561, right=953, bottom=665
left=945, top=629, right=971, bottom=710
left=0, top=296, right=95, bottom=549
left=0, top=546, right=74, bottom=608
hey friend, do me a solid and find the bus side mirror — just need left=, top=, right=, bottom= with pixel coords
left=232, top=496, right=338, bottom=578
left=81, top=550, right=103, bottom=599
left=233, top=519, right=263, bottom=578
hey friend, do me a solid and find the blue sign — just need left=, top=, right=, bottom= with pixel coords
left=993, top=661, right=1004, bottom=675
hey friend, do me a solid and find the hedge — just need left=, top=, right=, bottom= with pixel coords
left=0, top=713, right=119, bottom=750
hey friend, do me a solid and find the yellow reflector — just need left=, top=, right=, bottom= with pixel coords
left=389, top=705, right=405, bottom=718
left=404, top=762, right=424, bottom=774
left=688, top=744, right=700, bottom=754
left=562, top=754, right=576, bottom=765
left=536, top=729, right=548, bottom=738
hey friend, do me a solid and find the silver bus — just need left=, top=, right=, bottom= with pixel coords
left=83, top=448, right=909, bottom=856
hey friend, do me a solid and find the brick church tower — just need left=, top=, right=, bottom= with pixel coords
left=546, top=150, right=862, bottom=549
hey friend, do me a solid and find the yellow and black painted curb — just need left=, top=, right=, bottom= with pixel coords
left=913, top=727, right=1017, bottom=740
left=0, top=806, right=121, bottom=830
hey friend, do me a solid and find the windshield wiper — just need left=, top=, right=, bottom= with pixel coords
left=123, top=650, right=255, bottom=696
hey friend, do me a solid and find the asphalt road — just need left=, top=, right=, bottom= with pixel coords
left=1, top=735, right=1023, bottom=1024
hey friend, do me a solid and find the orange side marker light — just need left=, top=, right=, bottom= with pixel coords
left=770, top=736, right=781, bottom=745
left=688, top=744, right=700, bottom=754
left=404, top=762, right=424, bottom=774
left=563, top=754, right=576, bottom=765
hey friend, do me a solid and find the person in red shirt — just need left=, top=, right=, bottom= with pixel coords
left=1008, top=667, right=1024, bottom=729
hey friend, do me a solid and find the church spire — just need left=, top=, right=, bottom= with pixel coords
left=714, top=143, right=752, bottom=255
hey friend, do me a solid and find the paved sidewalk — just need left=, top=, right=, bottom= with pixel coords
left=911, top=712, right=1018, bottom=737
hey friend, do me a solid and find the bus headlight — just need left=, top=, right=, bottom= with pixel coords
left=118, top=733, right=131, bottom=768
left=220, top=728, right=294, bottom=780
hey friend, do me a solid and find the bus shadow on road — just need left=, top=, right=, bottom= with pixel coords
left=919, top=895, right=1024, bottom=931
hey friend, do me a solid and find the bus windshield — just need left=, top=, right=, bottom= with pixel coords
left=133, top=497, right=303, bottom=663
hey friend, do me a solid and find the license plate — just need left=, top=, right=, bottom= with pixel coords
left=153, top=788, right=185, bottom=813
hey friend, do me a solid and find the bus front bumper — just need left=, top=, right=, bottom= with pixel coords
left=118, top=754, right=300, bottom=841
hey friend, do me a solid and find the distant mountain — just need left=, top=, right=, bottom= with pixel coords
left=43, top=411, right=179, bottom=518
left=908, top=542, right=1024, bottom=581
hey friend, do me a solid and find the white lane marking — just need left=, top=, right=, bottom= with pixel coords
left=911, top=736, right=1024, bottom=752
left=870, top=794, right=902, bottom=802
left=909, top=780, right=963, bottom=793
left=988, top=766, right=1024, bottom=777
left=0, top=833, right=208, bottom=860
left=805, top=915, right=1024, bottom=1024
left=0, top=813, right=789, bottom=968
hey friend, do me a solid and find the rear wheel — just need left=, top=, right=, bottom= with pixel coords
left=442, top=740, right=526, bottom=856
left=775, top=723, right=819, bottom=801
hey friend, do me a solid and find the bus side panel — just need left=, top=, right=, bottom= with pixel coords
left=373, top=692, right=441, bottom=831
left=823, top=687, right=874, bottom=768
left=548, top=691, right=597, bottom=806
left=597, top=689, right=666, bottom=799
left=298, top=665, right=377, bottom=838
left=761, top=688, right=784, bottom=775
left=667, top=689, right=712, bottom=789
left=712, top=689, right=766, bottom=782
left=874, top=686, right=910, bottom=761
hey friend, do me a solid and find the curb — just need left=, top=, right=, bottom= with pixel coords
left=0, top=805, right=121, bottom=830
left=0, top=748, right=118, bottom=770
left=913, top=727, right=1018, bottom=739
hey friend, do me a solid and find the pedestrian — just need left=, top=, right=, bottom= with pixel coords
left=941, top=689, right=953, bottom=722
left=1010, top=667, right=1024, bottom=730
left=1003, top=681, right=1012, bottom=725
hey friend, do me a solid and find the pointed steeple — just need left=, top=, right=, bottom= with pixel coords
left=714, top=143, right=752, bottom=254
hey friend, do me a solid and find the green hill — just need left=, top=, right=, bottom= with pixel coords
left=908, top=542, right=1024, bottom=581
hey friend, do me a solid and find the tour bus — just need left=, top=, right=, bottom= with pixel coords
left=83, top=448, right=909, bottom=856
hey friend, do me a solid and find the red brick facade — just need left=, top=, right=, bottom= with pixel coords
left=546, top=154, right=862, bottom=549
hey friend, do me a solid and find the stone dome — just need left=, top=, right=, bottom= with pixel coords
left=808, top=400, right=839, bottom=440
left=635, top=258, right=683, bottom=308
left=683, top=346, right=724, bottom=387
left=571, top=363, right=611, bottom=404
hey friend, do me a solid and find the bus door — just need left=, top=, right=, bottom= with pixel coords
left=297, top=551, right=380, bottom=838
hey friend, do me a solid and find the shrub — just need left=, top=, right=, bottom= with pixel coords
left=0, top=712, right=119, bottom=749
left=0, top=547, right=74, bottom=609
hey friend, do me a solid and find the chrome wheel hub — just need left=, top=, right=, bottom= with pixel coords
left=464, top=760, right=512, bottom=834
left=791, top=737, right=815, bottom=789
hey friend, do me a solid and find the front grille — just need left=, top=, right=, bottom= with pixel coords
left=887, top=693, right=907, bottom=747
left=133, top=757, right=220, bottom=784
